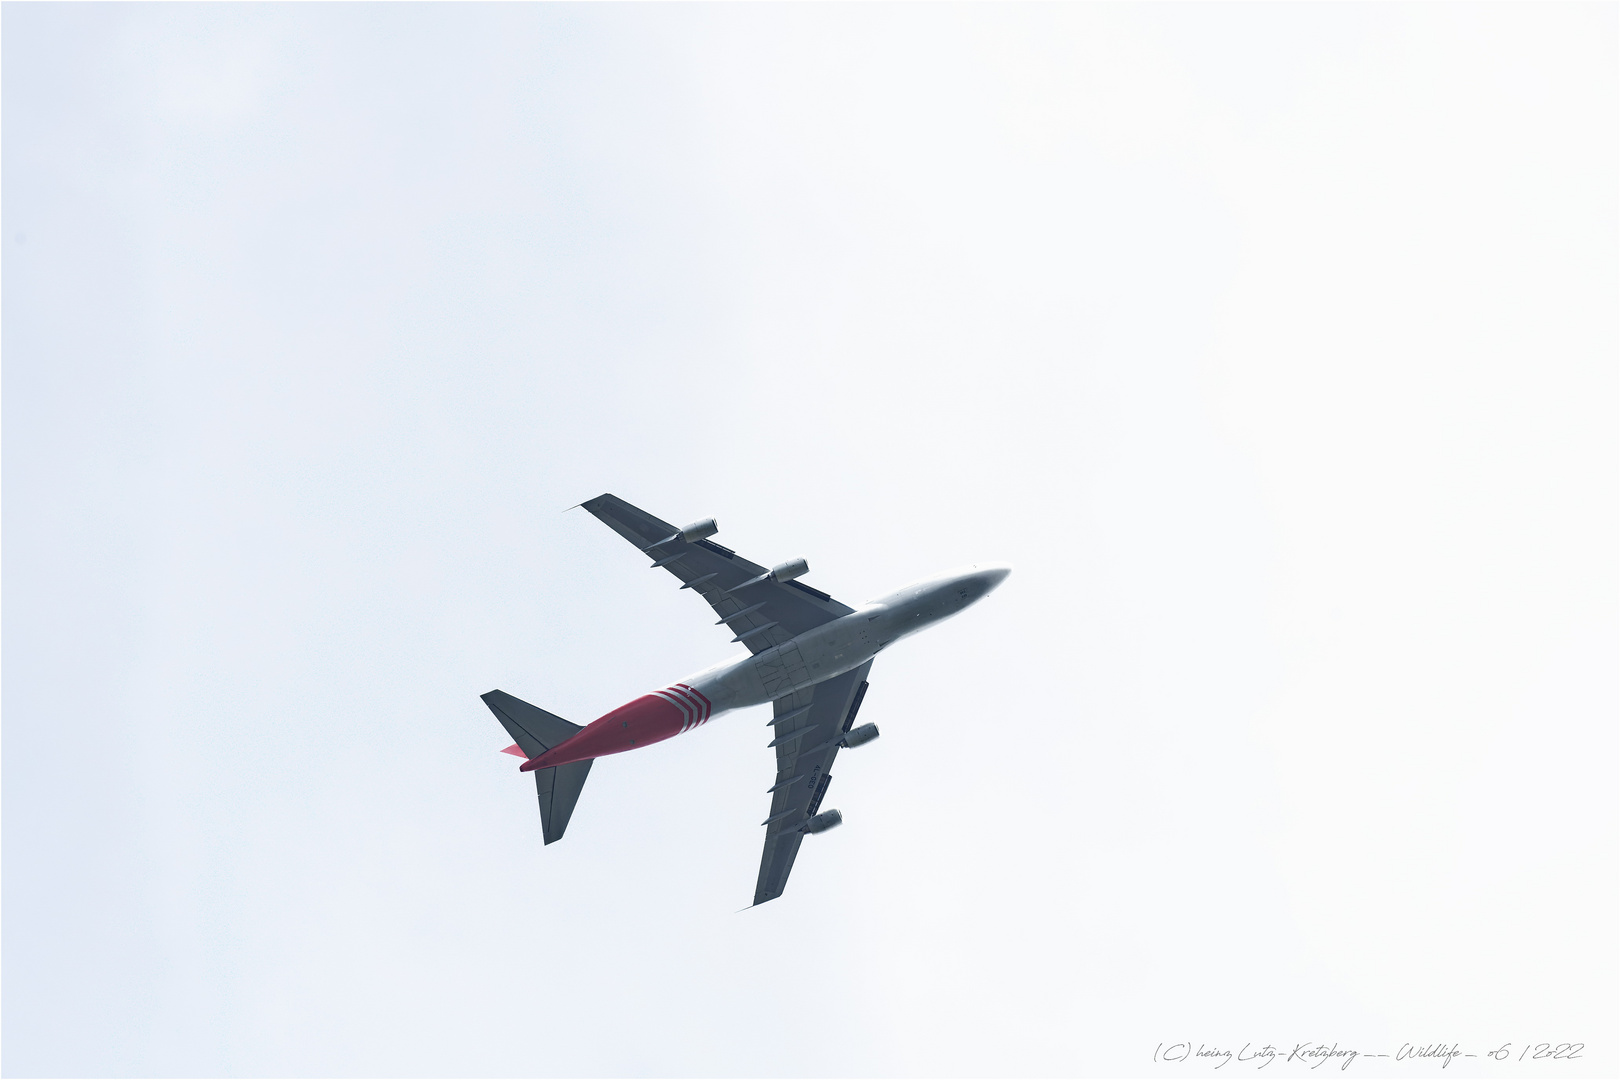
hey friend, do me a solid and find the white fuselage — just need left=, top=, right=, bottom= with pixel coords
left=680, top=563, right=1010, bottom=717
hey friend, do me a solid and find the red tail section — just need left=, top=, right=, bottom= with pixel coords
left=519, top=684, right=715, bottom=771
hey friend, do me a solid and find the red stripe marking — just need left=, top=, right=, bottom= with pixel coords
left=678, top=683, right=713, bottom=721
left=666, top=684, right=705, bottom=727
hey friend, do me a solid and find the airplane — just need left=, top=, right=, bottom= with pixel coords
left=481, top=493, right=1010, bottom=905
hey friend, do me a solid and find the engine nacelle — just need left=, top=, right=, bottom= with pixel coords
left=802, top=809, right=843, bottom=834
left=841, top=722, right=880, bottom=749
left=770, top=557, right=809, bottom=583
left=679, top=518, right=719, bottom=542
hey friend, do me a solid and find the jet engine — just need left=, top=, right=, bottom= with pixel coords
left=802, top=809, right=843, bottom=834
left=679, top=518, right=719, bottom=542
left=840, top=723, right=880, bottom=748
left=732, top=557, right=812, bottom=592
left=770, top=558, right=809, bottom=582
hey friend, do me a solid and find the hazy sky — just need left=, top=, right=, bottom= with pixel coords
left=4, top=4, right=1615, bottom=1077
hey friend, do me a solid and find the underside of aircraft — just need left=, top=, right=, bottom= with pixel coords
left=482, top=493, right=1008, bottom=905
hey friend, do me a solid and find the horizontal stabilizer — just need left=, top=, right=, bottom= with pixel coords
left=535, top=759, right=593, bottom=844
left=482, top=689, right=582, bottom=759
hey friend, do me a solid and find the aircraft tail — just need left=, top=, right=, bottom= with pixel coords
left=481, top=690, right=592, bottom=844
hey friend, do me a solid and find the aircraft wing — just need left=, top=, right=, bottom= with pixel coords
left=580, top=494, right=854, bottom=655
left=754, top=660, right=873, bottom=905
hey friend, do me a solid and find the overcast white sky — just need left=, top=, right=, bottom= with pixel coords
left=3, top=4, right=1615, bottom=1077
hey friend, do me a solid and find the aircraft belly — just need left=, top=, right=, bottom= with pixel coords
left=689, top=656, right=769, bottom=713
left=686, top=629, right=880, bottom=712
left=763, top=635, right=876, bottom=698
left=792, top=625, right=879, bottom=684
left=753, top=640, right=812, bottom=700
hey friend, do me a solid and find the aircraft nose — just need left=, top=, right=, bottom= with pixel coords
left=977, top=564, right=1011, bottom=591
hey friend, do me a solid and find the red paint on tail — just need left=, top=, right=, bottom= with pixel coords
left=519, top=693, right=687, bottom=771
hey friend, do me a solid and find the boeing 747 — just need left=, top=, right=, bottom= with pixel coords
left=482, top=493, right=1009, bottom=905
